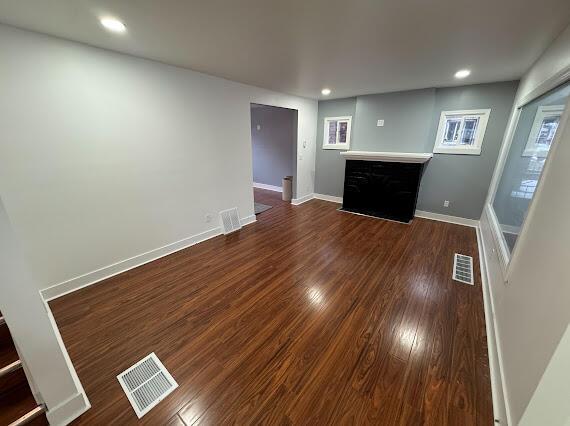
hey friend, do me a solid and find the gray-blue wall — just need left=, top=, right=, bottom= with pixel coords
left=314, top=98, right=357, bottom=197
left=251, top=104, right=297, bottom=188
left=314, top=81, right=519, bottom=219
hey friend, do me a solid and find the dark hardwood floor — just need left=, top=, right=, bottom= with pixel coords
left=253, top=186, right=288, bottom=207
left=50, top=188, right=492, bottom=425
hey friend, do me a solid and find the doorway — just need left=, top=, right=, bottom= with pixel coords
left=250, top=103, right=298, bottom=216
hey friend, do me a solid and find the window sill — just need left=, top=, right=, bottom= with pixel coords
left=323, top=144, right=350, bottom=150
left=433, top=147, right=481, bottom=155
left=522, top=149, right=548, bottom=158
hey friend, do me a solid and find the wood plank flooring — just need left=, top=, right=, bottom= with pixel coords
left=50, top=188, right=492, bottom=425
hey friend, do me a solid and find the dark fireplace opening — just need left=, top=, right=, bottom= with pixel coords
left=340, top=160, right=425, bottom=223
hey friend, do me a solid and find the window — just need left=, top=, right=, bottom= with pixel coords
left=490, top=81, right=569, bottom=258
left=433, top=109, right=490, bottom=155
left=323, top=116, right=352, bottom=150
left=522, top=105, right=564, bottom=157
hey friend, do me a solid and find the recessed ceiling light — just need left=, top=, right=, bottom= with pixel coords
left=455, top=69, right=471, bottom=79
left=321, top=88, right=331, bottom=96
left=100, top=17, right=126, bottom=33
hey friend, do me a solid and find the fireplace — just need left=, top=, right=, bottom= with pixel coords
left=339, top=151, right=432, bottom=223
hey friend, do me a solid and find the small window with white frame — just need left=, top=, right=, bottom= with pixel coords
left=522, top=105, right=564, bottom=157
left=433, top=109, right=490, bottom=155
left=323, top=116, right=352, bottom=150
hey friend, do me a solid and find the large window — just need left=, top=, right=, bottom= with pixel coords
left=490, top=82, right=569, bottom=257
left=433, top=109, right=490, bottom=155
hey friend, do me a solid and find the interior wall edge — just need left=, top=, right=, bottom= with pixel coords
left=42, top=300, right=91, bottom=419
left=291, top=193, right=315, bottom=205
left=0, top=197, right=85, bottom=420
left=44, top=294, right=91, bottom=426
left=44, top=389, right=90, bottom=426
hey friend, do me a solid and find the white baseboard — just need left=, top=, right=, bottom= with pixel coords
left=240, top=214, right=257, bottom=227
left=314, top=193, right=343, bottom=204
left=253, top=182, right=282, bottom=192
left=46, top=392, right=90, bottom=426
left=415, top=210, right=479, bottom=228
left=291, top=193, right=314, bottom=205
left=291, top=197, right=477, bottom=227
left=41, top=215, right=256, bottom=302
left=476, top=225, right=510, bottom=426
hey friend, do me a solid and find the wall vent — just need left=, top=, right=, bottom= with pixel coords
left=453, top=253, right=474, bottom=285
left=117, top=353, right=178, bottom=418
left=220, top=207, right=242, bottom=234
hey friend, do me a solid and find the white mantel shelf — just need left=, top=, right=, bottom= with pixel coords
left=340, top=151, right=433, bottom=163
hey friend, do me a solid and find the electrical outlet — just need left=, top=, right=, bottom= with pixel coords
left=377, top=119, right=385, bottom=127
left=443, top=200, right=450, bottom=207
left=256, top=124, right=261, bottom=131
left=205, top=213, right=213, bottom=223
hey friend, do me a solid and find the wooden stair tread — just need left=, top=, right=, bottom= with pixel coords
left=0, top=381, right=39, bottom=425
left=0, top=322, right=19, bottom=368
left=0, top=317, right=48, bottom=426
left=21, top=413, right=49, bottom=426
left=8, top=405, right=47, bottom=426
left=0, top=367, right=27, bottom=400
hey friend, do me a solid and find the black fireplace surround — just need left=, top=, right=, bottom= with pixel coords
left=341, top=159, right=426, bottom=223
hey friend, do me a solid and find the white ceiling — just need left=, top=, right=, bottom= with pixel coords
left=1, top=0, right=569, bottom=99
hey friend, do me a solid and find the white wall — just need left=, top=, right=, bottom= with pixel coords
left=480, top=23, right=570, bottom=425
left=519, top=325, right=570, bottom=426
left=0, top=24, right=317, bottom=291
left=516, top=26, right=570, bottom=106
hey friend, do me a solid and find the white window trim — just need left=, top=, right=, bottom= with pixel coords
left=322, top=116, right=352, bottom=150
left=433, top=109, right=491, bottom=155
left=522, top=105, right=565, bottom=157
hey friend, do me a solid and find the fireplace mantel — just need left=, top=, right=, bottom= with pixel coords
left=340, top=151, right=432, bottom=163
